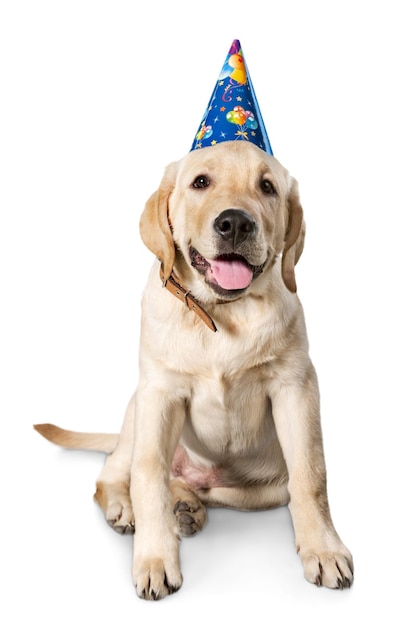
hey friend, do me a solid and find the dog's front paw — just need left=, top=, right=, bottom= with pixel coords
left=94, top=480, right=135, bottom=535
left=133, top=556, right=183, bottom=600
left=299, top=543, right=354, bottom=589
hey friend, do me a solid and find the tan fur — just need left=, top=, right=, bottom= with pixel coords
left=34, top=423, right=118, bottom=454
left=35, top=142, right=353, bottom=600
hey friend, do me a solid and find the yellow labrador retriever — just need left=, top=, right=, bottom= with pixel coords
left=35, top=141, right=353, bottom=600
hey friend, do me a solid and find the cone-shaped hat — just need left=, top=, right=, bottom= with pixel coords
left=190, top=39, right=273, bottom=154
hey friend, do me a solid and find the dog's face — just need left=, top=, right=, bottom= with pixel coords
left=140, top=142, right=305, bottom=300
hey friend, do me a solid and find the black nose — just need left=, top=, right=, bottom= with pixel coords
left=213, top=209, right=256, bottom=247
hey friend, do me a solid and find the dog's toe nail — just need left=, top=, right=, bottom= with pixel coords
left=181, top=524, right=198, bottom=536
left=174, top=500, right=193, bottom=513
left=110, top=521, right=135, bottom=535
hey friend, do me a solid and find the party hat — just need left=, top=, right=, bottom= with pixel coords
left=190, top=39, right=273, bottom=154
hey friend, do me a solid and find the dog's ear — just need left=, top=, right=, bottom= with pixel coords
left=139, top=162, right=178, bottom=282
left=281, top=177, right=306, bottom=293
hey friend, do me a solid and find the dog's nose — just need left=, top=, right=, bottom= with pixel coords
left=213, top=209, right=256, bottom=247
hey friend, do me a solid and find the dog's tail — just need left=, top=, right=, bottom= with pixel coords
left=34, top=423, right=119, bottom=454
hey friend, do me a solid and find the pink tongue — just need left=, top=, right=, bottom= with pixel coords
left=209, top=258, right=253, bottom=290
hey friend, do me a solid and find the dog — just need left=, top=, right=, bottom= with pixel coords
left=35, top=141, right=353, bottom=600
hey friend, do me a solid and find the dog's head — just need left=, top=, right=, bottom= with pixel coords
left=140, top=142, right=305, bottom=301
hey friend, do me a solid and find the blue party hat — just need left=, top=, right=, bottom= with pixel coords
left=190, top=39, right=273, bottom=154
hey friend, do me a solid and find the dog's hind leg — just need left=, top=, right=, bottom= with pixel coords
left=94, top=393, right=136, bottom=534
left=170, top=478, right=207, bottom=537
left=197, top=480, right=290, bottom=511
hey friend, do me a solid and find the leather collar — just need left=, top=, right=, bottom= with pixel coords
left=159, top=265, right=217, bottom=332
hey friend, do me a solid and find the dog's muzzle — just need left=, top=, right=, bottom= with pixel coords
left=189, top=209, right=266, bottom=297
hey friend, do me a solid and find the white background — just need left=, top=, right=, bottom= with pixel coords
left=1, top=0, right=418, bottom=623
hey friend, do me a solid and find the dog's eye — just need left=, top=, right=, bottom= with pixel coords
left=260, top=179, right=276, bottom=195
left=192, top=175, right=210, bottom=189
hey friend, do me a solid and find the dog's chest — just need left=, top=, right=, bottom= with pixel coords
left=184, top=369, right=272, bottom=457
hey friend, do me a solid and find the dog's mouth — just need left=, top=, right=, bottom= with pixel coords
left=190, top=247, right=265, bottom=297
